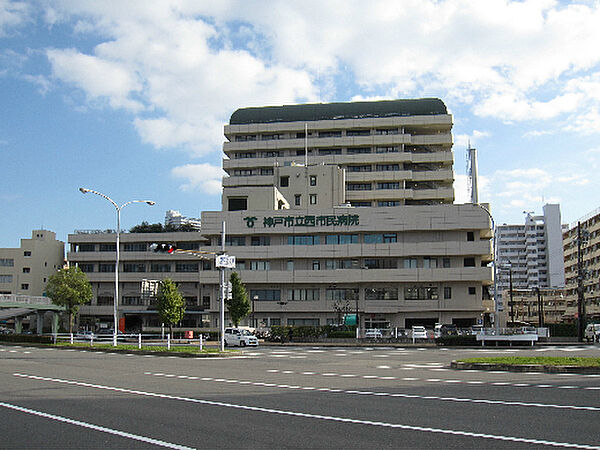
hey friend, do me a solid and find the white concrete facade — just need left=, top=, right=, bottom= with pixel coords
left=70, top=99, right=493, bottom=332
left=496, top=204, right=565, bottom=296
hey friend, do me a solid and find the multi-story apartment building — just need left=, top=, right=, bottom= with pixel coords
left=0, top=230, right=64, bottom=296
left=70, top=99, right=494, bottom=332
left=495, top=204, right=566, bottom=321
left=563, top=207, right=600, bottom=322
left=165, top=210, right=201, bottom=230
left=222, top=98, right=454, bottom=210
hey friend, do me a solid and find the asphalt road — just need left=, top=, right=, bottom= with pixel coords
left=1, top=343, right=599, bottom=449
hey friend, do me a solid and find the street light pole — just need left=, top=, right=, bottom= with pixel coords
left=474, top=203, right=499, bottom=332
left=79, top=188, right=155, bottom=346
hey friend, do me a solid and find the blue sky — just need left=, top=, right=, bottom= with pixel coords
left=2, top=0, right=600, bottom=248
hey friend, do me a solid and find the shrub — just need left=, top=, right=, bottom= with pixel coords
left=435, top=335, right=477, bottom=346
left=0, top=334, right=53, bottom=344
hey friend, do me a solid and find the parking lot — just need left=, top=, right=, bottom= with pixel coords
left=1, top=343, right=599, bottom=448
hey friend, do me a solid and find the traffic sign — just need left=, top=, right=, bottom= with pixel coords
left=216, top=254, right=236, bottom=268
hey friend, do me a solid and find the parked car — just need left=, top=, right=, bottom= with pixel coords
left=77, top=331, right=94, bottom=340
left=412, top=326, right=428, bottom=340
left=434, top=323, right=457, bottom=338
left=585, top=323, right=600, bottom=343
left=365, top=329, right=383, bottom=339
left=224, top=327, right=259, bottom=347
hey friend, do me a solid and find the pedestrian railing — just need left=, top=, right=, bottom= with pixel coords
left=51, top=332, right=207, bottom=351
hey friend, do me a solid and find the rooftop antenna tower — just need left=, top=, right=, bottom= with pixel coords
left=466, top=141, right=479, bottom=204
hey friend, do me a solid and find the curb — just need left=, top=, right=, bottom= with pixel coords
left=451, top=360, right=600, bottom=374
left=0, top=341, right=240, bottom=358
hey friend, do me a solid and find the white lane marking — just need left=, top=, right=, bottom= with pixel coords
left=15, top=375, right=587, bottom=450
left=0, top=401, right=193, bottom=450
left=139, top=372, right=600, bottom=413
left=265, top=370, right=600, bottom=390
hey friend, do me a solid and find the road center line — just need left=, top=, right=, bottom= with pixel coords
left=0, top=401, right=193, bottom=450
left=11, top=374, right=599, bottom=449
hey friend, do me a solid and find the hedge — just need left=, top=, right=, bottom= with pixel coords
left=0, top=334, right=54, bottom=344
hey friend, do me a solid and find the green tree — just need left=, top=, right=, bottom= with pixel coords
left=226, top=272, right=251, bottom=327
left=45, top=267, right=93, bottom=334
left=156, top=278, right=186, bottom=336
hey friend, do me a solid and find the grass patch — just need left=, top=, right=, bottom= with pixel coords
left=52, top=341, right=237, bottom=355
left=457, top=356, right=600, bottom=367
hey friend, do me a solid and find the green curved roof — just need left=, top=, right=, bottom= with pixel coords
left=230, top=98, right=447, bottom=125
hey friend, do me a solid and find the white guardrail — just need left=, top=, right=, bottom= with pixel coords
left=52, top=333, right=206, bottom=351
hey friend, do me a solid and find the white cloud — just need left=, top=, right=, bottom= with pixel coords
left=46, top=48, right=144, bottom=111
left=0, top=0, right=29, bottom=36
left=171, top=163, right=224, bottom=195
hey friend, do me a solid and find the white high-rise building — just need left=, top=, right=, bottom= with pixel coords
left=496, top=204, right=565, bottom=297
left=165, top=210, right=201, bottom=230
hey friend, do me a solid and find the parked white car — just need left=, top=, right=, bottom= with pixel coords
left=365, top=329, right=383, bottom=339
left=224, top=328, right=259, bottom=347
left=412, top=326, right=428, bottom=340
left=585, top=323, right=600, bottom=343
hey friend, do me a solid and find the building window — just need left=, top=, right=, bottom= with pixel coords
left=326, top=234, right=358, bottom=245
left=250, top=290, right=281, bottom=302
left=377, top=182, right=400, bottom=190
left=347, top=183, right=372, bottom=191
left=21, top=284, right=29, bottom=290
left=0, top=259, right=14, bottom=267
left=318, top=131, right=341, bottom=138
left=99, top=264, right=115, bottom=273
left=309, top=194, right=317, bottom=205
left=22, top=267, right=30, bottom=273
left=261, top=168, right=274, bottom=175
left=346, top=147, right=371, bottom=154
left=468, top=287, right=477, bottom=295
left=175, top=263, right=198, bottom=272
left=150, top=263, right=171, bottom=272
left=77, top=244, right=95, bottom=252
left=251, top=236, right=271, bottom=246
left=442, top=258, right=451, bottom=268
left=288, top=289, right=320, bottom=301
left=228, top=197, right=247, bottom=211
left=295, top=194, right=301, bottom=206
left=310, top=175, right=317, bottom=186
left=365, top=287, right=398, bottom=300
left=378, top=201, right=400, bottom=207
left=249, top=261, right=270, bottom=271
left=23, top=251, right=31, bottom=257
left=467, top=231, right=475, bottom=241
left=202, top=296, right=211, bottom=308
left=288, top=318, right=320, bottom=326
left=288, top=235, right=320, bottom=245
left=78, top=263, right=94, bottom=273
left=376, top=164, right=400, bottom=171
left=403, top=258, right=417, bottom=269
left=124, top=243, right=147, bottom=252
left=97, top=296, right=113, bottom=306
left=122, top=296, right=143, bottom=305
left=383, top=234, right=397, bottom=243
left=287, top=260, right=294, bottom=271
left=99, top=243, right=116, bottom=252
left=375, top=146, right=398, bottom=153
left=0, top=275, right=13, bottom=283
left=404, top=286, right=438, bottom=300
left=202, top=260, right=212, bottom=270
left=423, top=257, right=437, bottom=269
left=123, top=263, right=145, bottom=273
left=347, top=165, right=372, bottom=172
left=326, top=288, right=359, bottom=301
left=444, top=287, right=452, bottom=299
left=280, top=176, right=289, bottom=187
left=346, top=129, right=370, bottom=136
left=464, top=257, right=476, bottom=267
left=312, top=260, right=321, bottom=270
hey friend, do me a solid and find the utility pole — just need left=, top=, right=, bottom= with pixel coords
left=577, top=222, right=587, bottom=342
left=509, top=268, right=514, bottom=325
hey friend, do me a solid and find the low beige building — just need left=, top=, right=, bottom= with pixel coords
left=0, top=230, right=64, bottom=296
